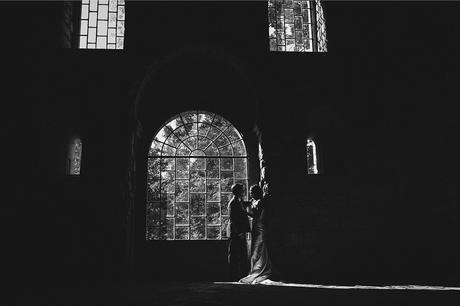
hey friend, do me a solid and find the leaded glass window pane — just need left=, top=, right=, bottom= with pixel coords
left=214, top=134, right=230, bottom=148
left=166, top=218, right=174, bottom=240
left=176, top=143, right=191, bottom=156
left=175, top=180, right=189, bottom=202
left=176, top=158, right=189, bottom=179
left=206, top=202, right=221, bottom=225
left=307, top=138, right=319, bottom=174
left=175, top=227, right=189, bottom=240
left=161, top=158, right=174, bottom=171
left=163, top=193, right=175, bottom=217
left=219, top=144, right=233, bottom=156
left=234, top=158, right=247, bottom=179
left=268, top=0, right=327, bottom=52
left=206, top=226, right=221, bottom=240
left=232, top=140, right=247, bottom=156
left=220, top=158, right=233, bottom=171
left=175, top=202, right=189, bottom=225
left=174, top=126, right=189, bottom=141
left=197, top=136, right=211, bottom=151
left=160, top=171, right=175, bottom=193
left=198, top=123, right=211, bottom=137
left=79, top=0, right=125, bottom=49
left=161, top=144, right=176, bottom=157
left=190, top=193, right=205, bottom=215
left=206, top=158, right=219, bottom=178
left=146, top=202, right=160, bottom=226
left=67, top=137, right=82, bottom=175
left=207, top=126, right=222, bottom=142
left=155, top=126, right=172, bottom=143
left=146, top=226, right=159, bottom=240
left=147, top=158, right=160, bottom=178
left=206, top=180, right=220, bottom=202
left=221, top=193, right=232, bottom=216
left=221, top=215, right=230, bottom=239
left=147, top=178, right=160, bottom=201
left=190, top=217, right=205, bottom=240
left=224, top=126, right=242, bottom=143
left=190, top=170, right=206, bottom=192
left=149, top=140, right=162, bottom=156
left=220, top=171, right=234, bottom=193
left=165, top=133, right=182, bottom=148
left=146, top=111, right=248, bottom=240
left=184, top=136, right=198, bottom=150
left=212, top=116, right=230, bottom=131
left=204, top=143, right=219, bottom=156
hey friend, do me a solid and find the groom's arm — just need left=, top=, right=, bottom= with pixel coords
left=241, top=200, right=251, bottom=207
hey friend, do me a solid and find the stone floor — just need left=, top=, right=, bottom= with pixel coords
left=12, top=281, right=460, bottom=306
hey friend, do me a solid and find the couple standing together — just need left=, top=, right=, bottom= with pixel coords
left=228, top=183, right=272, bottom=284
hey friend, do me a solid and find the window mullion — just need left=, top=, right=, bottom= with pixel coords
left=202, top=125, right=231, bottom=152
left=203, top=113, right=216, bottom=139
left=159, top=157, right=163, bottom=238
left=283, top=0, right=287, bottom=51
left=204, top=157, right=208, bottom=240
left=96, top=0, right=100, bottom=48
left=188, top=157, right=191, bottom=240
left=180, top=114, right=190, bottom=138
left=217, top=158, right=221, bottom=240
left=178, top=136, right=193, bottom=153
left=115, top=0, right=120, bottom=49
left=196, top=110, right=199, bottom=149
left=202, top=138, right=214, bottom=152
left=173, top=156, right=177, bottom=240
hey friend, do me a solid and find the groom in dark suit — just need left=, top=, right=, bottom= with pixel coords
left=227, top=183, right=251, bottom=281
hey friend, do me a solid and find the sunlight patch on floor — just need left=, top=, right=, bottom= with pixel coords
left=213, top=281, right=460, bottom=291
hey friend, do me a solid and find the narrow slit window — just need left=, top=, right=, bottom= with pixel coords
left=268, top=0, right=327, bottom=52
left=67, top=137, right=83, bottom=175
left=79, top=0, right=125, bottom=49
left=306, top=138, right=318, bottom=174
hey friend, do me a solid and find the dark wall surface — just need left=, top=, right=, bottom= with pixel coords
left=4, top=1, right=460, bottom=288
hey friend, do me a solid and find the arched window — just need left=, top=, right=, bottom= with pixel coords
left=268, top=0, right=327, bottom=52
left=79, top=0, right=125, bottom=49
left=67, top=137, right=82, bottom=175
left=146, top=111, right=248, bottom=241
left=306, top=138, right=318, bottom=174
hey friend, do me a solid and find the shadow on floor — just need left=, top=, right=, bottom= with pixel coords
left=13, top=281, right=460, bottom=306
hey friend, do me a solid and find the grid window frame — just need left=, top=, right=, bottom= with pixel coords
left=146, top=111, right=248, bottom=241
left=79, top=0, right=125, bottom=49
left=268, top=0, right=327, bottom=52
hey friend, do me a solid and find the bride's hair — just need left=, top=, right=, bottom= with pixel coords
left=249, top=184, right=263, bottom=200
